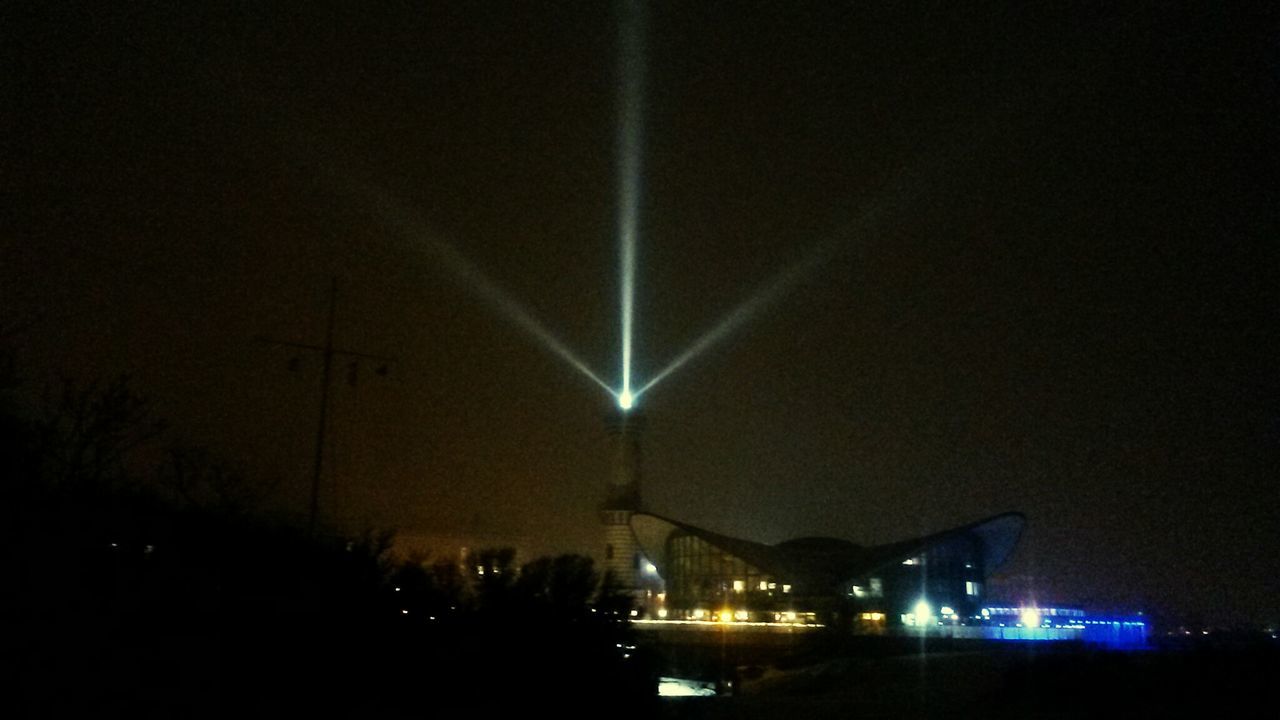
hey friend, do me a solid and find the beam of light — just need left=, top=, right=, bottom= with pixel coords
left=616, top=0, right=646, bottom=405
left=632, top=203, right=893, bottom=400
left=328, top=174, right=616, bottom=400
left=634, top=234, right=840, bottom=400
left=634, top=140, right=953, bottom=402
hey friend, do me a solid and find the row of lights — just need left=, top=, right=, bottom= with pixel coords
left=729, top=579, right=792, bottom=594
left=676, top=608, right=807, bottom=623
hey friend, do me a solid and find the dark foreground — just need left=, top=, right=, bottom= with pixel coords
left=652, top=635, right=1280, bottom=720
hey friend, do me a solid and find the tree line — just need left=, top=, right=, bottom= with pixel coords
left=0, top=345, right=655, bottom=718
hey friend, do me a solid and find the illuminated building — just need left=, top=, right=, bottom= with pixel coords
left=627, top=511, right=1026, bottom=628
left=595, top=415, right=1143, bottom=646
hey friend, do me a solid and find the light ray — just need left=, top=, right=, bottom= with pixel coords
left=341, top=177, right=617, bottom=399
left=634, top=236, right=837, bottom=399
left=616, top=0, right=647, bottom=404
left=631, top=104, right=1006, bottom=401
left=634, top=153, right=937, bottom=401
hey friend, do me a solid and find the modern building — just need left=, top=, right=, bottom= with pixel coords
left=594, top=409, right=1137, bottom=638
left=595, top=410, right=1145, bottom=646
left=628, top=510, right=1026, bottom=630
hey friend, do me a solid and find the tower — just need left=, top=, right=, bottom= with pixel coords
left=601, top=409, right=644, bottom=592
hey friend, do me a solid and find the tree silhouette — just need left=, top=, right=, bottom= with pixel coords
left=35, top=375, right=166, bottom=490
left=516, top=554, right=600, bottom=619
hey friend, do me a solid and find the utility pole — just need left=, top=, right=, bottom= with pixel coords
left=257, top=277, right=393, bottom=536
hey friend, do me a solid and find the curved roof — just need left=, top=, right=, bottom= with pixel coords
left=630, top=511, right=1025, bottom=592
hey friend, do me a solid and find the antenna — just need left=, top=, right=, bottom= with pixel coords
left=257, top=277, right=395, bottom=536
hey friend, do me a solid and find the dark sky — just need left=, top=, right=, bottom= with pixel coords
left=4, top=2, right=1276, bottom=624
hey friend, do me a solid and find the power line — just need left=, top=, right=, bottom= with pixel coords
left=257, top=277, right=394, bottom=536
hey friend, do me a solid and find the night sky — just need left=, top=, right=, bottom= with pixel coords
left=4, top=2, right=1276, bottom=625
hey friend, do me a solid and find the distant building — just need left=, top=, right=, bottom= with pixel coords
left=392, top=530, right=543, bottom=574
left=628, top=511, right=1025, bottom=629
left=594, top=409, right=1143, bottom=645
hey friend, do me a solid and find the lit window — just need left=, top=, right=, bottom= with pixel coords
left=941, top=606, right=954, bottom=616
left=658, top=608, right=668, bottom=619
left=476, top=566, right=485, bottom=576
left=759, top=580, right=769, bottom=591
left=966, top=581, right=981, bottom=596
left=734, top=609, right=748, bottom=621
left=784, top=611, right=797, bottom=622
left=768, top=582, right=777, bottom=590
left=733, top=580, right=745, bottom=593
left=782, top=584, right=792, bottom=594
left=902, top=558, right=916, bottom=565
left=692, top=608, right=705, bottom=619
left=851, top=585, right=866, bottom=598
left=870, top=578, right=883, bottom=597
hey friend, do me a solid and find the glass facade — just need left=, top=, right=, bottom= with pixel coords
left=663, top=531, right=790, bottom=617
left=630, top=511, right=1025, bottom=628
left=848, top=533, right=987, bottom=620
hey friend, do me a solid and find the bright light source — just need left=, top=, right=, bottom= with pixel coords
left=941, top=606, right=954, bottom=617
left=914, top=599, right=932, bottom=620
left=1020, top=607, right=1041, bottom=628
left=618, top=388, right=634, bottom=410
left=734, top=609, right=749, bottom=621
left=657, top=608, right=668, bottom=618
left=643, top=561, right=657, bottom=574
left=658, top=678, right=716, bottom=698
